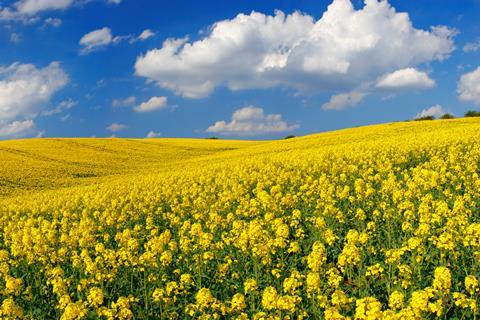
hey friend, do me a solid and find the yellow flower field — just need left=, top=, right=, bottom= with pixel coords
left=1, top=118, right=480, bottom=319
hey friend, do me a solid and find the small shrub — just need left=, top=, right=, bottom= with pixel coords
left=465, top=110, right=480, bottom=117
left=440, top=113, right=455, bottom=119
left=414, top=116, right=435, bottom=121
left=284, top=135, right=296, bottom=139
left=206, top=137, right=219, bottom=140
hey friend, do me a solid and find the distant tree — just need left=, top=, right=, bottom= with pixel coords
left=440, top=113, right=455, bottom=119
left=284, top=135, right=296, bottom=139
left=206, top=137, right=219, bottom=139
left=414, top=116, right=435, bottom=121
left=465, top=110, right=480, bottom=117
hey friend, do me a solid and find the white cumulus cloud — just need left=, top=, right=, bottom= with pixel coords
left=206, top=106, right=298, bottom=136
left=135, top=0, right=455, bottom=99
left=79, top=27, right=128, bottom=54
left=106, top=123, right=127, bottom=132
left=138, top=29, right=155, bottom=41
left=464, top=40, right=480, bottom=53
left=42, top=98, right=77, bottom=116
left=0, top=119, right=35, bottom=138
left=1, top=0, right=118, bottom=21
left=0, top=61, right=67, bottom=138
left=129, top=29, right=156, bottom=44
left=44, top=17, right=62, bottom=27
left=35, top=129, right=45, bottom=138
left=79, top=27, right=113, bottom=54
left=14, top=0, right=74, bottom=15
left=415, top=104, right=446, bottom=118
left=0, top=61, right=69, bottom=121
left=134, top=96, right=167, bottom=112
left=376, top=68, right=435, bottom=89
left=458, top=67, right=480, bottom=105
left=10, top=32, right=21, bottom=43
left=112, top=96, right=136, bottom=108
left=322, top=91, right=366, bottom=110
left=146, top=130, right=161, bottom=138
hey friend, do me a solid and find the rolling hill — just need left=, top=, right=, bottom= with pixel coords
left=1, top=118, right=480, bottom=319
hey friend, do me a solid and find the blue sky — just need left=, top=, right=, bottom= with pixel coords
left=0, top=0, right=479, bottom=139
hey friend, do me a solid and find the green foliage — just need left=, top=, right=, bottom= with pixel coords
left=440, top=113, right=455, bottom=119
left=414, top=116, right=435, bottom=121
left=465, top=110, right=480, bottom=117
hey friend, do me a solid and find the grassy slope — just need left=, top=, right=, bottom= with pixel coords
left=0, top=138, right=264, bottom=197
left=1, top=118, right=479, bottom=198
left=1, top=118, right=480, bottom=319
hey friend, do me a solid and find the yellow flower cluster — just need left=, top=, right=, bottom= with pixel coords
left=0, top=118, right=480, bottom=318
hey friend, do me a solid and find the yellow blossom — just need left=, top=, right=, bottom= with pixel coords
left=261, top=287, right=278, bottom=311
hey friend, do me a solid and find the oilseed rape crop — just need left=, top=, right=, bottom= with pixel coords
left=1, top=118, right=480, bottom=319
